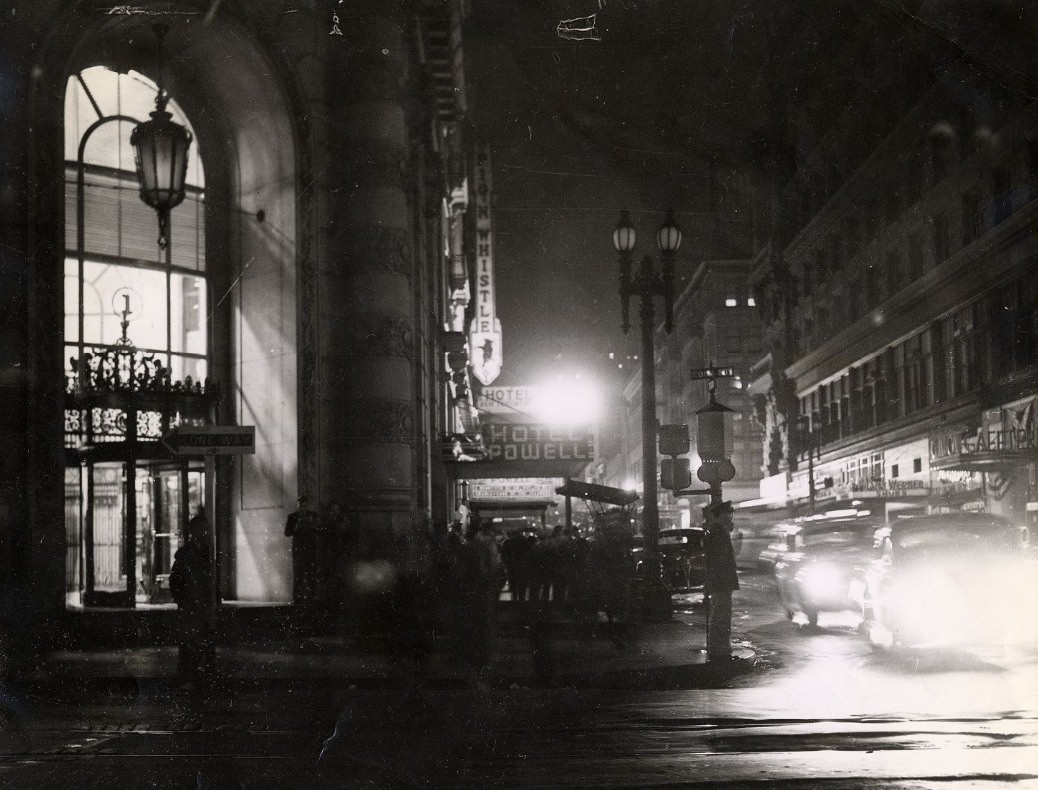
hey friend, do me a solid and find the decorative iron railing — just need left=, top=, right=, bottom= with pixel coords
left=65, top=342, right=219, bottom=450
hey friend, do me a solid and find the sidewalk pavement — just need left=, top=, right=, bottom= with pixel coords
left=12, top=604, right=759, bottom=700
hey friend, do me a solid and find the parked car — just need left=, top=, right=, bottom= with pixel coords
left=659, top=527, right=706, bottom=592
left=773, top=518, right=881, bottom=626
left=632, top=528, right=706, bottom=592
left=855, top=512, right=1035, bottom=650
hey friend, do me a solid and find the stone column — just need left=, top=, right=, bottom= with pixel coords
left=4, top=17, right=68, bottom=657
left=320, top=7, right=416, bottom=559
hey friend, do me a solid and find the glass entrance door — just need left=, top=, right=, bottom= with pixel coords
left=78, top=459, right=207, bottom=608
left=143, top=465, right=204, bottom=604
left=84, top=462, right=134, bottom=607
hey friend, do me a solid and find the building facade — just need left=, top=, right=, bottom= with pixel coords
left=1, top=0, right=485, bottom=652
left=750, top=67, right=1037, bottom=529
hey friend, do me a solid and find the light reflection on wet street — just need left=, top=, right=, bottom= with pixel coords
left=2, top=572, right=1036, bottom=788
left=674, top=574, right=1038, bottom=723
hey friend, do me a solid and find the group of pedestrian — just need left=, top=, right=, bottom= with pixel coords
left=388, top=513, right=506, bottom=695
left=500, top=523, right=632, bottom=609
left=170, top=497, right=511, bottom=696
left=285, top=495, right=351, bottom=606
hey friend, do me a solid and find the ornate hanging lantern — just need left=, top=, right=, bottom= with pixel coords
left=130, top=24, right=192, bottom=250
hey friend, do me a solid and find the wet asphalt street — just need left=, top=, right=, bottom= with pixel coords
left=1, top=573, right=1036, bottom=788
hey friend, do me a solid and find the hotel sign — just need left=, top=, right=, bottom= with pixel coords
left=476, top=385, right=540, bottom=416
left=482, top=422, right=594, bottom=463
left=468, top=140, right=503, bottom=386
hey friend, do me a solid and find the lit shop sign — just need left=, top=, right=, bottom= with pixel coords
left=850, top=479, right=928, bottom=497
left=930, top=401, right=1036, bottom=469
left=475, top=385, right=540, bottom=415
left=468, top=477, right=558, bottom=501
left=481, top=422, right=594, bottom=462
left=932, top=427, right=1036, bottom=457
left=468, top=140, right=503, bottom=386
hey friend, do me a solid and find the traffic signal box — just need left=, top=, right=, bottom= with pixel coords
left=658, top=424, right=690, bottom=456
left=659, top=423, right=691, bottom=491
left=661, top=457, right=691, bottom=490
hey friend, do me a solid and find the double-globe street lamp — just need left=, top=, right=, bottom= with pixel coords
left=613, top=208, right=682, bottom=619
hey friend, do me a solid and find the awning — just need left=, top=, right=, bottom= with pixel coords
left=554, top=479, right=639, bottom=506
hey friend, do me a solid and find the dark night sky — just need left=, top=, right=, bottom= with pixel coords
left=461, top=0, right=1036, bottom=390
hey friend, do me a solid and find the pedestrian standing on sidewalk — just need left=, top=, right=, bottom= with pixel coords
left=285, top=495, right=322, bottom=604
left=169, top=507, right=215, bottom=693
left=391, top=513, right=439, bottom=698
left=704, top=500, right=740, bottom=661
left=456, top=517, right=505, bottom=694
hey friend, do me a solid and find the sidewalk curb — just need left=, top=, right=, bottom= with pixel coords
left=6, top=647, right=760, bottom=704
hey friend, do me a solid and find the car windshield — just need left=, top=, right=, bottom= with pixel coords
left=799, top=523, right=875, bottom=549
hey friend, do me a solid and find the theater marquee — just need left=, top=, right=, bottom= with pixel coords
left=930, top=397, right=1036, bottom=470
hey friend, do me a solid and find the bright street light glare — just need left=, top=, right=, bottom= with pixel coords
left=531, top=376, right=603, bottom=425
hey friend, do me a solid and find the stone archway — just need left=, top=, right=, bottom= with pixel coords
left=29, top=6, right=307, bottom=609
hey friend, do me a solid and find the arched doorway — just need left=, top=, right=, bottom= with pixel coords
left=63, top=65, right=216, bottom=608
left=40, top=12, right=305, bottom=611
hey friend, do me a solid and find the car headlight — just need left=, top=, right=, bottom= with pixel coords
left=796, top=562, right=845, bottom=601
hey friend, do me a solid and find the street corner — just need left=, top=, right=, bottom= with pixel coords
left=645, top=643, right=761, bottom=690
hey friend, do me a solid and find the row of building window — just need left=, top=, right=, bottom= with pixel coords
left=794, top=110, right=1037, bottom=346
left=799, top=272, right=1036, bottom=448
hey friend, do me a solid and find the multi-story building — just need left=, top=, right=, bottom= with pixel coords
left=750, top=66, right=1037, bottom=529
left=600, top=258, right=765, bottom=529
left=658, top=261, right=765, bottom=526
left=0, top=1, right=482, bottom=653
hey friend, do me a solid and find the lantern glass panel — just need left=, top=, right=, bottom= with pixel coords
left=613, top=211, right=637, bottom=252
left=656, top=211, right=682, bottom=252
left=696, top=403, right=733, bottom=462
left=131, top=111, right=191, bottom=212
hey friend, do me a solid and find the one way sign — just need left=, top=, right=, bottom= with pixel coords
left=163, top=425, right=256, bottom=456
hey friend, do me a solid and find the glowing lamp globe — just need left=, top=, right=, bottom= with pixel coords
left=656, top=208, right=682, bottom=252
left=612, top=210, right=637, bottom=253
left=131, top=92, right=192, bottom=249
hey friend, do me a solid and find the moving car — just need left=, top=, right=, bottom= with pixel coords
left=773, top=517, right=881, bottom=626
left=731, top=516, right=780, bottom=571
left=856, top=512, right=1035, bottom=650
left=758, top=523, right=799, bottom=572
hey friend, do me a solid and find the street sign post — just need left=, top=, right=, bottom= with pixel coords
left=689, top=366, right=735, bottom=381
left=163, top=425, right=256, bottom=456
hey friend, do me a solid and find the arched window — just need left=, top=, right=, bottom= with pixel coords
left=63, top=66, right=213, bottom=608
left=65, top=66, right=207, bottom=382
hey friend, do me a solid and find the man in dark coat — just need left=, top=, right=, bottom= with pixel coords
left=704, top=500, right=740, bottom=661
left=169, top=509, right=215, bottom=691
left=285, top=495, right=322, bottom=603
